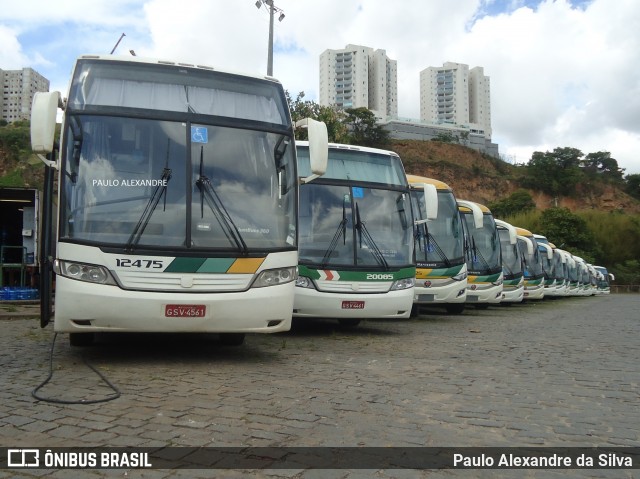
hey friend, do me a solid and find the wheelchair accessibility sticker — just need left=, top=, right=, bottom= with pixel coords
left=191, top=126, right=208, bottom=143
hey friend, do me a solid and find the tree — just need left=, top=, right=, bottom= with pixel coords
left=538, top=207, right=601, bottom=260
left=581, top=151, right=625, bottom=182
left=285, top=91, right=349, bottom=143
left=625, top=173, right=640, bottom=200
left=488, top=189, right=536, bottom=218
left=343, top=107, right=390, bottom=148
left=522, top=147, right=584, bottom=197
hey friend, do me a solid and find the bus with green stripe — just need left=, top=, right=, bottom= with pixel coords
left=457, top=200, right=503, bottom=306
left=407, top=175, right=468, bottom=315
left=30, top=54, right=328, bottom=346
left=515, top=227, right=545, bottom=300
left=495, top=219, right=524, bottom=303
left=294, top=142, right=416, bottom=327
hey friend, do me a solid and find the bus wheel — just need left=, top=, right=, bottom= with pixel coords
left=69, top=333, right=94, bottom=347
left=445, top=304, right=465, bottom=315
left=219, top=333, right=245, bottom=346
left=338, top=319, right=361, bottom=328
left=410, top=304, right=420, bottom=317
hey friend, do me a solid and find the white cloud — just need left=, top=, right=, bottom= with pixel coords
left=0, top=25, right=30, bottom=68
left=445, top=0, right=640, bottom=173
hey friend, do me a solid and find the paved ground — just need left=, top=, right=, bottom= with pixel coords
left=0, top=294, right=638, bottom=478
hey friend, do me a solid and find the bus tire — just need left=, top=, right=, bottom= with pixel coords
left=445, top=303, right=465, bottom=315
left=69, top=332, right=94, bottom=347
left=219, top=333, right=245, bottom=346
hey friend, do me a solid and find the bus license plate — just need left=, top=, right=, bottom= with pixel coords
left=165, top=305, right=206, bottom=317
left=342, top=300, right=365, bottom=309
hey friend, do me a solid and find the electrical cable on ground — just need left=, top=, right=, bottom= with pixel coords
left=32, top=333, right=121, bottom=404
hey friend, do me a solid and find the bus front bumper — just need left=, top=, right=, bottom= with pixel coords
left=293, top=287, right=414, bottom=319
left=53, top=276, right=294, bottom=333
left=413, top=281, right=467, bottom=304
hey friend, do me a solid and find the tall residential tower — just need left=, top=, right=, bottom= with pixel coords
left=420, top=62, right=491, bottom=138
left=319, top=44, right=397, bottom=121
left=1, top=68, right=50, bottom=123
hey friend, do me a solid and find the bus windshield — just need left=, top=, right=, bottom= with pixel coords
left=519, top=237, right=544, bottom=279
left=499, top=229, right=523, bottom=278
left=412, top=189, right=464, bottom=266
left=552, top=251, right=565, bottom=281
left=540, top=246, right=554, bottom=279
left=461, top=213, right=501, bottom=274
left=297, top=146, right=412, bottom=268
left=60, top=60, right=296, bottom=252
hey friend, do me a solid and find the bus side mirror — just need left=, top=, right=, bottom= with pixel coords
left=31, top=91, right=61, bottom=154
left=31, top=91, right=62, bottom=169
left=457, top=200, right=484, bottom=229
left=297, top=118, right=328, bottom=183
left=422, top=183, right=438, bottom=220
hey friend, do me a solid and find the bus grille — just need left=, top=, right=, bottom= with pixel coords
left=114, top=271, right=252, bottom=292
left=315, top=280, right=390, bottom=294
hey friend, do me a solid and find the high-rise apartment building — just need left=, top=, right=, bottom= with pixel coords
left=468, top=66, right=492, bottom=138
left=420, top=62, right=491, bottom=138
left=319, top=44, right=397, bottom=120
left=1, top=68, right=50, bottom=123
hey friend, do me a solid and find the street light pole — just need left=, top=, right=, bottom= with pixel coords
left=267, top=0, right=274, bottom=76
left=255, top=0, right=285, bottom=77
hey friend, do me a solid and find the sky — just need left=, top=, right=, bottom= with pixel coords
left=2, top=0, right=639, bottom=174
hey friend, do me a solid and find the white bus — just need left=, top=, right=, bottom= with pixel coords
left=457, top=200, right=503, bottom=306
left=515, top=227, right=545, bottom=300
left=408, top=175, right=467, bottom=315
left=495, top=219, right=524, bottom=303
left=546, top=243, right=570, bottom=297
left=594, top=265, right=614, bottom=294
left=533, top=234, right=556, bottom=296
left=30, top=55, right=328, bottom=346
left=293, top=143, right=416, bottom=326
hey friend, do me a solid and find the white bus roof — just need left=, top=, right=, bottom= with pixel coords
left=75, top=54, right=282, bottom=85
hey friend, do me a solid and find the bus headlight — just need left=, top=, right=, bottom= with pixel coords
left=390, top=278, right=415, bottom=291
left=452, top=271, right=468, bottom=281
left=55, top=260, right=116, bottom=285
left=252, top=267, right=297, bottom=288
left=295, top=276, right=316, bottom=289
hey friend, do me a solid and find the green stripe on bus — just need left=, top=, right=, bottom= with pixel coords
left=197, top=258, right=236, bottom=273
left=417, top=264, right=464, bottom=278
left=164, top=257, right=207, bottom=273
left=298, top=265, right=415, bottom=281
left=468, top=272, right=502, bottom=283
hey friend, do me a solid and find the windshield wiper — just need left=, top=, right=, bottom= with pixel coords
left=502, top=259, right=515, bottom=277
left=470, top=236, right=491, bottom=270
left=195, top=146, right=248, bottom=255
left=416, top=222, right=451, bottom=267
left=321, top=199, right=347, bottom=268
left=126, top=140, right=172, bottom=252
left=355, top=203, right=389, bottom=270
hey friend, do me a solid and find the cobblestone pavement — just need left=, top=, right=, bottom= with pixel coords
left=1, top=294, right=638, bottom=479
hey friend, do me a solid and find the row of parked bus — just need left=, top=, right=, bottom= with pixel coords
left=294, top=142, right=615, bottom=327
left=30, top=55, right=615, bottom=346
left=411, top=177, right=615, bottom=314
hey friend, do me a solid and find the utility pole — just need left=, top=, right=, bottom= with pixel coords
left=255, top=0, right=285, bottom=76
